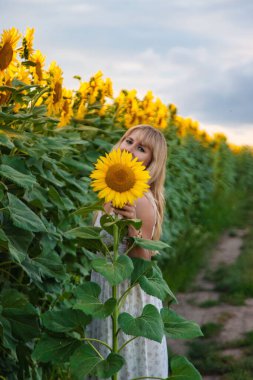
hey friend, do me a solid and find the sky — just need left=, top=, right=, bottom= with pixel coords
left=1, top=0, right=253, bottom=146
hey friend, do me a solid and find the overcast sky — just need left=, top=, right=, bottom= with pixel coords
left=1, top=0, right=253, bottom=146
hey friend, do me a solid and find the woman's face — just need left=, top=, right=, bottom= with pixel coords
left=119, top=130, right=152, bottom=168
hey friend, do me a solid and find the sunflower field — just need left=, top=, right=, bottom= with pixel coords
left=1, top=27, right=253, bottom=379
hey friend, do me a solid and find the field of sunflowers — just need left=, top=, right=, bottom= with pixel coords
left=1, top=27, right=253, bottom=379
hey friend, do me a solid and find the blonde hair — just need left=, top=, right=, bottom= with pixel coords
left=114, top=124, right=167, bottom=240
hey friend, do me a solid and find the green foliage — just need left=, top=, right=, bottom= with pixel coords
left=212, top=224, right=253, bottom=304
left=187, top=330, right=253, bottom=379
left=161, top=308, right=203, bottom=339
left=118, top=304, right=164, bottom=343
left=69, top=346, right=125, bottom=379
left=91, top=255, right=134, bottom=285
left=169, top=355, right=202, bottom=380
left=1, top=79, right=253, bottom=379
left=73, top=282, right=117, bottom=318
left=200, top=322, right=223, bottom=339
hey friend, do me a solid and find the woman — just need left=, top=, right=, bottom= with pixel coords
left=88, top=124, right=168, bottom=379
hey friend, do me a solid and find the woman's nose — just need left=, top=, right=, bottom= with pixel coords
left=124, top=145, right=134, bottom=154
left=126, top=148, right=135, bottom=158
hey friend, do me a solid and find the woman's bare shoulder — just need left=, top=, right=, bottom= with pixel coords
left=135, top=194, right=156, bottom=222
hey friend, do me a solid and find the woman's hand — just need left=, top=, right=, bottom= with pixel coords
left=112, top=203, right=137, bottom=219
left=112, top=198, right=155, bottom=261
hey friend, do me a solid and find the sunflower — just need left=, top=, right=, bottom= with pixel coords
left=15, top=63, right=31, bottom=84
left=0, top=28, right=21, bottom=79
left=19, top=27, right=34, bottom=60
left=90, top=148, right=150, bottom=208
left=0, top=71, right=12, bottom=105
left=30, top=50, right=46, bottom=84
left=57, top=88, right=73, bottom=128
left=46, top=61, right=63, bottom=115
left=76, top=81, right=89, bottom=119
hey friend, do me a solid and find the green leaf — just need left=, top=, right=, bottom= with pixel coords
left=21, top=59, right=37, bottom=67
left=3, top=223, right=34, bottom=263
left=24, top=185, right=52, bottom=209
left=7, top=193, right=47, bottom=232
left=99, top=214, right=142, bottom=244
left=1, top=155, right=29, bottom=173
left=40, top=169, right=65, bottom=187
left=81, top=247, right=97, bottom=260
left=1, top=289, right=40, bottom=341
left=3, top=304, right=40, bottom=341
left=169, top=355, right=202, bottom=380
left=95, top=352, right=125, bottom=378
left=161, top=308, right=203, bottom=339
left=20, top=256, right=43, bottom=284
left=118, top=218, right=142, bottom=231
left=73, top=282, right=116, bottom=319
left=48, top=186, right=67, bottom=210
left=0, top=288, right=28, bottom=309
left=70, top=199, right=104, bottom=217
left=118, top=304, right=164, bottom=343
left=93, top=138, right=113, bottom=151
left=102, top=216, right=142, bottom=231
left=0, top=227, right=8, bottom=247
left=32, top=335, right=81, bottom=363
left=0, top=134, right=14, bottom=149
left=0, top=188, right=4, bottom=202
left=33, top=250, right=66, bottom=280
left=61, top=156, right=89, bottom=171
left=85, top=149, right=101, bottom=162
left=0, top=314, right=17, bottom=352
left=0, top=124, right=20, bottom=134
left=65, top=226, right=101, bottom=240
left=130, top=258, right=154, bottom=285
left=69, top=344, right=102, bottom=378
left=0, top=164, right=37, bottom=189
left=99, top=214, right=115, bottom=236
left=91, top=255, right=134, bottom=285
left=131, top=237, right=170, bottom=251
left=139, top=265, right=177, bottom=302
left=42, top=309, right=91, bottom=333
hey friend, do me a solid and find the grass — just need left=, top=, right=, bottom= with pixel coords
left=198, top=299, right=221, bottom=308
left=201, top=322, right=223, bottom=338
left=210, top=222, right=253, bottom=305
left=167, top=192, right=253, bottom=379
left=162, top=189, right=253, bottom=292
left=187, top=330, right=253, bottom=379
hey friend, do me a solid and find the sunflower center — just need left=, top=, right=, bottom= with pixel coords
left=36, top=62, right=43, bottom=81
left=105, top=163, right=136, bottom=192
left=0, top=42, right=13, bottom=71
left=53, top=81, right=62, bottom=104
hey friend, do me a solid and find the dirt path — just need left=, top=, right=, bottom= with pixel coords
left=168, top=228, right=253, bottom=378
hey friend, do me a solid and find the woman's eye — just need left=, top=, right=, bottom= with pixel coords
left=138, top=146, right=145, bottom=152
left=126, top=139, right=132, bottom=144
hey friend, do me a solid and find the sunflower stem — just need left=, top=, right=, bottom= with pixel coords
left=117, top=283, right=136, bottom=310
left=112, top=217, right=119, bottom=380
left=101, top=240, right=114, bottom=261
left=124, top=241, right=136, bottom=257
left=81, top=337, right=112, bottom=352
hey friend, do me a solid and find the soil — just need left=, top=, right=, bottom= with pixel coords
left=167, top=228, right=253, bottom=379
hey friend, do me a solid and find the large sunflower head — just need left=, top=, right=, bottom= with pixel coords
left=0, top=28, right=21, bottom=78
left=90, top=148, right=151, bottom=208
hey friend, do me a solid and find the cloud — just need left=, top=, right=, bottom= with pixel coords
left=203, top=122, right=253, bottom=147
left=1, top=0, right=253, bottom=145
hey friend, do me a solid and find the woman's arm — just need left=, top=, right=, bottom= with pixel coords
left=112, top=196, right=156, bottom=260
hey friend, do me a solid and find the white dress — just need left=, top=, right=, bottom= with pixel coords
left=87, top=192, right=168, bottom=380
